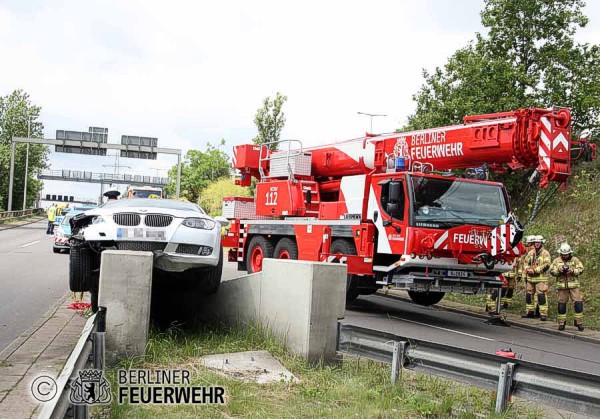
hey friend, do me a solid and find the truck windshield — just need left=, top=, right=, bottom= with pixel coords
left=409, top=175, right=507, bottom=227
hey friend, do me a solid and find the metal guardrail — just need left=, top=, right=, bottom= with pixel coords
left=38, top=307, right=106, bottom=419
left=337, top=323, right=600, bottom=416
left=38, top=169, right=168, bottom=187
left=0, top=208, right=44, bottom=220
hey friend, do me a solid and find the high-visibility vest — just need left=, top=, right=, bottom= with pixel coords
left=47, top=208, right=56, bottom=222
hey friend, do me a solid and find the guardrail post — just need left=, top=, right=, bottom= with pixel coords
left=495, top=362, right=515, bottom=413
left=391, top=341, right=408, bottom=384
left=93, top=307, right=107, bottom=370
left=73, top=403, right=88, bottom=419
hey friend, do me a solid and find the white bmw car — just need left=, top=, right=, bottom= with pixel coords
left=68, top=198, right=229, bottom=310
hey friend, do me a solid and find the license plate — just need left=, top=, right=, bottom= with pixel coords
left=117, top=228, right=166, bottom=241
left=431, top=269, right=469, bottom=278
left=447, top=270, right=469, bottom=278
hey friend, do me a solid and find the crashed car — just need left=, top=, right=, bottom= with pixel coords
left=69, top=198, right=229, bottom=310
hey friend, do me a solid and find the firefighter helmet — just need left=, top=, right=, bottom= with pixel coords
left=532, top=235, right=546, bottom=243
left=558, top=243, right=572, bottom=255
left=525, top=235, right=535, bottom=244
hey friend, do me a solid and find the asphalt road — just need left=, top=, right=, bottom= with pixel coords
left=3, top=221, right=600, bottom=376
left=344, top=294, right=600, bottom=374
left=0, top=220, right=69, bottom=352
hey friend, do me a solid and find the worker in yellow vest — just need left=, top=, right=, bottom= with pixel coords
left=46, top=204, right=57, bottom=235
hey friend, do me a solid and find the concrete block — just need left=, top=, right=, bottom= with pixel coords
left=98, top=250, right=153, bottom=363
left=261, top=259, right=346, bottom=360
left=199, top=259, right=346, bottom=361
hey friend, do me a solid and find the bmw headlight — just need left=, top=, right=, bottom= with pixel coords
left=92, top=216, right=105, bottom=225
left=182, top=218, right=216, bottom=230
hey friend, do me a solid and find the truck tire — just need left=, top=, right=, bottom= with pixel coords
left=273, top=238, right=298, bottom=260
left=330, top=239, right=360, bottom=303
left=246, top=236, right=274, bottom=273
left=408, top=291, right=445, bottom=306
left=69, top=244, right=92, bottom=292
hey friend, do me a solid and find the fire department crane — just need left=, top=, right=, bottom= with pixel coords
left=222, top=107, right=573, bottom=305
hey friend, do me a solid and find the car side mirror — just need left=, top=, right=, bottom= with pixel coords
left=214, top=216, right=230, bottom=227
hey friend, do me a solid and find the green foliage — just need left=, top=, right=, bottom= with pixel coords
left=199, top=177, right=252, bottom=216
left=165, top=140, right=230, bottom=203
left=97, top=323, right=540, bottom=418
left=253, top=92, right=287, bottom=151
left=406, top=0, right=600, bottom=138
left=0, top=90, right=48, bottom=209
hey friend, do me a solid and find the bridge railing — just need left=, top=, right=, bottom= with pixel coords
left=0, top=208, right=44, bottom=220
left=39, top=170, right=168, bottom=185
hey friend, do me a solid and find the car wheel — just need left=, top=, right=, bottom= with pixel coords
left=53, top=247, right=61, bottom=254
left=200, top=246, right=223, bottom=295
left=246, top=236, right=274, bottom=273
left=407, top=291, right=445, bottom=306
left=69, top=243, right=92, bottom=292
left=273, top=238, right=298, bottom=260
left=330, top=239, right=360, bottom=303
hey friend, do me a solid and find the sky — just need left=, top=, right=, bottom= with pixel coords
left=1, top=0, right=599, bottom=202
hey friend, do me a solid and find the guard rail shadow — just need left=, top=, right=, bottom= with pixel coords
left=337, top=323, right=600, bottom=416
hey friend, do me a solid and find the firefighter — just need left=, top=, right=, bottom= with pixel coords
left=520, top=235, right=541, bottom=317
left=550, top=243, right=585, bottom=331
left=522, top=235, right=551, bottom=320
left=501, top=244, right=524, bottom=309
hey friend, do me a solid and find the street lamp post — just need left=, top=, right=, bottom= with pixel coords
left=357, top=111, right=387, bottom=133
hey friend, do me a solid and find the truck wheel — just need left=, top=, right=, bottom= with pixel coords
left=69, top=244, right=92, bottom=292
left=408, top=291, right=445, bottom=306
left=246, top=236, right=274, bottom=273
left=201, top=247, right=223, bottom=295
left=330, top=239, right=360, bottom=303
left=273, top=238, right=298, bottom=260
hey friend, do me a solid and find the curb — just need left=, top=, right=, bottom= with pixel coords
left=376, top=291, right=600, bottom=346
left=0, top=291, right=70, bottom=361
left=0, top=216, right=46, bottom=232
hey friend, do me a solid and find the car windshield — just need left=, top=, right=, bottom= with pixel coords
left=62, top=213, right=79, bottom=225
left=132, top=190, right=161, bottom=198
left=103, top=198, right=205, bottom=213
left=410, top=175, right=507, bottom=227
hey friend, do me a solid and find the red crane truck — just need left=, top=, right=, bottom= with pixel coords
left=222, top=107, right=573, bottom=305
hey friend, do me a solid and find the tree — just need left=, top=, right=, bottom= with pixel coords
left=406, top=0, right=600, bottom=137
left=253, top=92, right=287, bottom=151
left=199, top=177, right=252, bottom=216
left=165, top=140, right=230, bottom=203
left=0, top=90, right=48, bottom=210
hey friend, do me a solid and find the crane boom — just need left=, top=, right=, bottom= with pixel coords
left=234, top=107, right=572, bottom=188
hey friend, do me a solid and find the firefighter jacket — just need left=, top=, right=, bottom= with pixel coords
left=550, top=256, right=584, bottom=289
left=523, top=248, right=551, bottom=283
left=505, top=256, right=523, bottom=280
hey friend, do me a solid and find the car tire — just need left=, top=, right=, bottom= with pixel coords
left=69, top=243, right=92, bottom=292
left=330, top=239, right=360, bottom=303
left=199, top=246, right=223, bottom=295
left=407, top=291, right=445, bottom=306
left=53, top=247, right=61, bottom=254
left=273, top=238, right=299, bottom=260
left=246, top=236, right=274, bottom=273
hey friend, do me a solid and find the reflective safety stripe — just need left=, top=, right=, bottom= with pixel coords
left=556, top=282, right=580, bottom=289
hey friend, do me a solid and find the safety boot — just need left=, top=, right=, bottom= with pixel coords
left=575, top=320, right=585, bottom=331
left=558, top=323, right=566, bottom=331
left=540, top=315, right=548, bottom=321
left=521, top=312, right=534, bottom=319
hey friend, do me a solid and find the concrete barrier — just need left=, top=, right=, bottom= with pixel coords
left=198, top=259, right=347, bottom=361
left=98, top=250, right=153, bottom=363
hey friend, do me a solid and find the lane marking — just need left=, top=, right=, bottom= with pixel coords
left=389, top=315, right=495, bottom=341
left=19, top=240, right=41, bottom=248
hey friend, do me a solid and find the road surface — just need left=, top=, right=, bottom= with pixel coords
left=0, top=220, right=69, bottom=352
